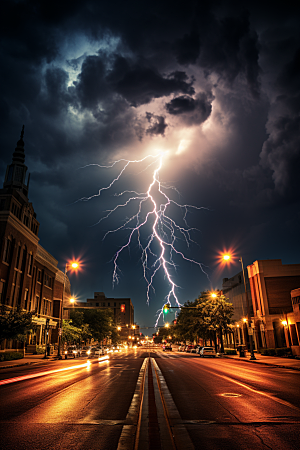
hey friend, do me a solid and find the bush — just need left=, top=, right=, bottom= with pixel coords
left=0, top=351, right=24, bottom=361
left=35, top=345, right=46, bottom=354
left=260, top=348, right=276, bottom=356
left=275, top=347, right=292, bottom=357
left=224, top=348, right=237, bottom=355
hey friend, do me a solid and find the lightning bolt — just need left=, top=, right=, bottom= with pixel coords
left=78, top=153, right=208, bottom=326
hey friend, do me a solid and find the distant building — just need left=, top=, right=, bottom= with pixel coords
left=74, top=292, right=137, bottom=344
left=0, top=127, right=71, bottom=352
left=248, top=259, right=300, bottom=355
left=83, top=292, right=134, bottom=326
left=288, top=288, right=300, bottom=354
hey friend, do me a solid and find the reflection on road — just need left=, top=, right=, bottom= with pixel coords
left=0, top=355, right=109, bottom=386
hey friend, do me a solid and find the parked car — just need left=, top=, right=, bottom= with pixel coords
left=195, top=346, right=203, bottom=354
left=81, top=346, right=92, bottom=357
left=190, top=346, right=197, bottom=353
left=89, top=347, right=104, bottom=357
left=178, top=345, right=185, bottom=352
left=199, top=346, right=216, bottom=357
left=185, top=345, right=194, bottom=353
left=64, top=346, right=79, bottom=359
left=162, top=344, right=172, bottom=351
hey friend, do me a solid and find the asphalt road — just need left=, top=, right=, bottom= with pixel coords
left=0, top=348, right=299, bottom=450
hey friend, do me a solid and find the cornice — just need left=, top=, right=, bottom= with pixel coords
left=0, top=212, right=39, bottom=246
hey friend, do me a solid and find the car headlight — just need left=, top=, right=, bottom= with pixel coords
left=87, top=350, right=91, bottom=355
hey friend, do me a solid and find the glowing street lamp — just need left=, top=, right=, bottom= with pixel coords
left=165, top=323, right=170, bottom=328
left=223, top=253, right=256, bottom=360
left=58, top=259, right=80, bottom=359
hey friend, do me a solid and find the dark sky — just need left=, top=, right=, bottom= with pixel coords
left=1, top=0, right=300, bottom=332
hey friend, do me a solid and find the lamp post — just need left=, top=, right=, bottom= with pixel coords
left=57, top=261, right=79, bottom=359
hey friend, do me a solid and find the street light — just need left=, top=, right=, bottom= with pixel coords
left=57, top=260, right=80, bottom=359
left=223, top=254, right=256, bottom=360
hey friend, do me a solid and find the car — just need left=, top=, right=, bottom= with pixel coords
left=64, top=346, right=79, bottom=359
left=81, top=346, right=92, bottom=357
left=162, top=344, right=172, bottom=351
left=185, top=345, right=194, bottom=353
left=190, top=345, right=197, bottom=353
left=195, top=345, right=203, bottom=354
left=178, top=345, right=185, bottom=352
left=89, top=347, right=104, bottom=357
left=199, top=346, right=216, bottom=357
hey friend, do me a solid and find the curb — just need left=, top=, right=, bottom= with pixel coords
left=222, top=355, right=300, bottom=371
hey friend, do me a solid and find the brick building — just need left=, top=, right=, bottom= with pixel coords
left=0, top=127, right=71, bottom=351
left=72, top=292, right=137, bottom=343
left=248, top=259, right=300, bottom=355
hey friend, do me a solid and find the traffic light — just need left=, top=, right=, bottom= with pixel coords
left=163, top=304, right=170, bottom=313
left=120, top=304, right=125, bottom=313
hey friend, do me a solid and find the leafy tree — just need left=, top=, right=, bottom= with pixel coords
left=172, top=292, right=234, bottom=352
left=62, top=320, right=82, bottom=344
left=70, top=308, right=116, bottom=344
left=0, top=306, right=35, bottom=346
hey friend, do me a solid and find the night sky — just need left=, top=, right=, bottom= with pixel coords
left=1, top=1, right=299, bottom=332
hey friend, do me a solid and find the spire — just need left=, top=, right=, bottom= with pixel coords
left=3, top=125, right=30, bottom=197
left=12, top=125, right=25, bottom=165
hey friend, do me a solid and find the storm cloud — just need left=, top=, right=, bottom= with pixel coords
left=1, top=0, right=300, bottom=326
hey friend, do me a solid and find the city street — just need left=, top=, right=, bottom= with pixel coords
left=0, top=347, right=299, bottom=450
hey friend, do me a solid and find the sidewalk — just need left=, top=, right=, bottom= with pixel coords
left=0, top=353, right=59, bottom=370
left=223, top=352, right=300, bottom=371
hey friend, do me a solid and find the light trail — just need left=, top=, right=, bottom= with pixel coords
left=0, top=355, right=109, bottom=386
left=79, top=153, right=209, bottom=326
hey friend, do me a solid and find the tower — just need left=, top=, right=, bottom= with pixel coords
left=3, top=125, right=30, bottom=198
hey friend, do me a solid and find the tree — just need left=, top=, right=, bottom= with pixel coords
left=70, top=308, right=116, bottom=344
left=199, top=294, right=234, bottom=352
left=171, top=292, right=234, bottom=352
left=62, top=320, right=82, bottom=344
left=0, top=305, right=35, bottom=348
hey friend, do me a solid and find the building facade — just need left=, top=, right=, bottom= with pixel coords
left=0, top=128, right=71, bottom=351
left=248, top=259, right=300, bottom=355
left=222, top=270, right=253, bottom=349
left=73, top=292, right=137, bottom=344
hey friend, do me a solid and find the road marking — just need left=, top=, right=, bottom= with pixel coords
left=117, top=357, right=147, bottom=450
left=213, top=372, right=300, bottom=412
left=152, top=358, right=195, bottom=450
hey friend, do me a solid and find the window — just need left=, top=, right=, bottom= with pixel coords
left=108, top=302, right=110, bottom=307
left=0, top=281, right=5, bottom=303
left=27, top=254, right=33, bottom=276
left=16, top=245, right=21, bottom=269
left=44, top=273, right=52, bottom=288
left=35, top=296, right=40, bottom=313
left=96, top=302, right=99, bottom=306
left=2, top=237, right=12, bottom=263
left=102, top=302, right=105, bottom=307
left=37, top=270, right=42, bottom=283
left=114, top=302, right=116, bottom=307
left=24, top=290, right=29, bottom=310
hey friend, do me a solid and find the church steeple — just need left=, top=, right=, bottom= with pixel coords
left=3, top=125, right=30, bottom=197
